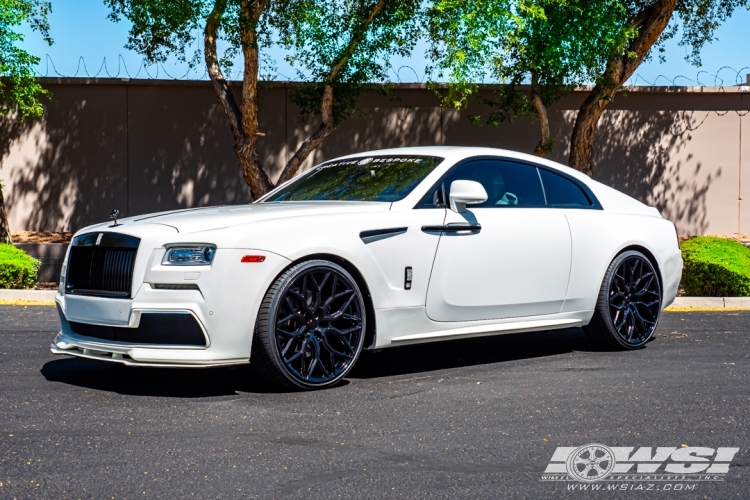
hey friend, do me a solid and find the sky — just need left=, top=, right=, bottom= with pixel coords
left=19, top=0, right=750, bottom=86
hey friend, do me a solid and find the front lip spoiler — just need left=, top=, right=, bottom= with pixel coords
left=50, top=333, right=248, bottom=368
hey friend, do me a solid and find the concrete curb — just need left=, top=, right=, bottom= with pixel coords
left=0, top=290, right=57, bottom=302
left=666, top=297, right=750, bottom=310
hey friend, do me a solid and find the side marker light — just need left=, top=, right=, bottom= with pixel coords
left=241, top=255, right=266, bottom=263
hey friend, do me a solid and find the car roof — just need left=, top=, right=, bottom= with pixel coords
left=331, top=146, right=592, bottom=184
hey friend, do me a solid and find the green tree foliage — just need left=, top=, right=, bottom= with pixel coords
left=492, top=0, right=633, bottom=156
left=426, top=0, right=511, bottom=111
left=0, top=0, right=52, bottom=118
left=106, top=0, right=423, bottom=199
left=567, top=0, right=749, bottom=174
left=273, top=0, right=422, bottom=185
left=427, top=0, right=633, bottom=157
left=0, top=0, right=53, bottom=244
left=428, top=0, right=747, bottom=173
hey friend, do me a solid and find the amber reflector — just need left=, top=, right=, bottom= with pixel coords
left=241, top=255, right=266, bottom=263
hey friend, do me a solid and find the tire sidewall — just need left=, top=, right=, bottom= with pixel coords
left=264, top=259, right=366, bottom=390
left=602, top=250, right=662, bottom=349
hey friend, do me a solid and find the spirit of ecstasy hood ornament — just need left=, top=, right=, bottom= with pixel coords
left=109, top=209, right=121, bottom=227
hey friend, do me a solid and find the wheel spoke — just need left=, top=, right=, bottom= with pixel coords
left=285, top=336, right=312, bottom=363
left=281, top=336, right=295, bottom=356
left=626, top=311, right=635, bottom=339
left=323, top=288, right=354, bottom=310
left=610, top=300, right=627, bottom=311
left=318, top=272, right=332, bottom=292
left=634, top=299, right=659, bottom=309
left=633, top=274, right=655, bottom=296
left=614, top=309, right=628, bottom=331
left=284, top=296, right=302, bottom=317
left=304, top=336, right=324, bottom=380
left=287, top=289, right=310, bottom=313
left=277, top=324, right=306, bottom=338
left=631, top=305, right=656, bottom=326
left=308, top=273, right=322, bottom=312
left=320, top=332, right=354, bottom=360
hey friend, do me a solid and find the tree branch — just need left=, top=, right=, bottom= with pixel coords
left=327, top=0, right=387, bottom=84
left=239, top=0, right=270, bottom=139
left=276, top=0, right=388, bottom=185
left=204, top=0, right=243, bottom=139
left=278, top=86, right=338, bottom=185
left=529, top=71, right=552, bottom=157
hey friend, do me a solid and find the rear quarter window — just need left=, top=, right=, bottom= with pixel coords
left=539, top=169, right=593, bottom=208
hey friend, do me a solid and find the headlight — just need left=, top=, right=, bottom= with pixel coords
left=162, top=246, right=216, bottom=266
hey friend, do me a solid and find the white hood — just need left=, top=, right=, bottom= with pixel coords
left=83, top=202, right=391, bottom=235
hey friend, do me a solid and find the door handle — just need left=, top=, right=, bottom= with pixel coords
left=421, top=224, right=482, bottom=233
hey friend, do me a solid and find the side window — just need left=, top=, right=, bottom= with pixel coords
left=539, top=168, right=592, bottom=208
left=430, top=159, right=546, bottom=208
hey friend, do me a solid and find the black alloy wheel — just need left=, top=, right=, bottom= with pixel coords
left=251, top=260, right=366, bottom=390
left=584, top=250, right=662, bottom=350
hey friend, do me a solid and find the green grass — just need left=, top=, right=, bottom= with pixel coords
left=0, top=244, right=40, bottom=289
left=681, top=236, right=750, bottom=297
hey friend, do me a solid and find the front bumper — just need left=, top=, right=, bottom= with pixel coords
left=51, top=248, right=291, bottom=367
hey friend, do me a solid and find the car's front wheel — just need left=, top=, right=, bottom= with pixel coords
left=251, top=259, right=366, bottom=390
left=583, top=250, right=662, bottom=350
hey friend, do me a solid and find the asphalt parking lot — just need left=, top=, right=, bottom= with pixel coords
left=0, top=306, right=748, bottom=499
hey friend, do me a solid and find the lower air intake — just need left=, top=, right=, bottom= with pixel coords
left=69, top=313, right=206, bottom=346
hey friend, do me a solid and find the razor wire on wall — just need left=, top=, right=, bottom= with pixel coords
left=34, top=54, right=750, bottom=88
left=34, top=54, right=428, bottom=83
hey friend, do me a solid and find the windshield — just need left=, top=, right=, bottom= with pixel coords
left=263, top=156, right=443, bottom=202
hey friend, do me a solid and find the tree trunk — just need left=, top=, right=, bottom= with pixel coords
left=529, top=72, right=553, bottom=157
left=276, top=0, right=388, bottom=184
left=568, top=0, right=679, bottom=176
left=204, top=0, right=272, bottom=199
left=0, top=184, right=11, bottom=244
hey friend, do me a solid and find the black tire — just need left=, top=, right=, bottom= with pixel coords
left=583, top=250, right=662, bottom=350
left=250, top=259, right=366, bottom=390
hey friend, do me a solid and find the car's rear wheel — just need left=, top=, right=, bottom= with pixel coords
left=583, top=250, right=662, bottom=350
left=251, top=259, right=366, bottom=390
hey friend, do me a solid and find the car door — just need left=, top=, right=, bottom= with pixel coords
left=424, top=158, right=572, bottom=322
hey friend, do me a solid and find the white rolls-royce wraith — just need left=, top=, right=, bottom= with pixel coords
left=51, top=147, right=682, bottom=389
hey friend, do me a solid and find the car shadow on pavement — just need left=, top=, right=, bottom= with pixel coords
left=40, top=327, right=597, bottom=396
left=350, top=327, right=592, bottom=379
left=40, top=359, right=288, bottom=397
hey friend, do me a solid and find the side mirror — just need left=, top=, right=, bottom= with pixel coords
left=449, top=180, right=488, bottom=213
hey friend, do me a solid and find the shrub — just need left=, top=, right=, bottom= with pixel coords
left=680, top=236, right=750, bottom=296
left=0, top=244, right=40, bottom=289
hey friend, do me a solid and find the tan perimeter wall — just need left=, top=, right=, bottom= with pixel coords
left=1, top=78, right=748, bottom=235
